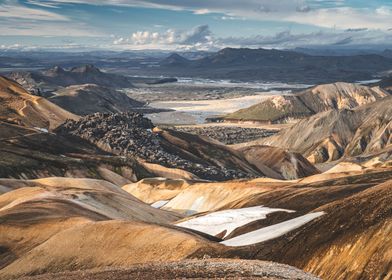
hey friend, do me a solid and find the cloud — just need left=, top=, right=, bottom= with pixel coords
left=0, top=0, right=68, bottom=21
left=24, top=1, right=392, bottom=30
left=113, top=24, right=214, bottom=50
left=0, top=0, right=103, bottom=36
left=217, top=29, right=392, bottom=49
left=285, top=7, right=392, bottom=29
left=111, top=24, right=392, bottom=51
left=376, top=6, right=392, bottom=16
left=194, top=9, right=210, bottom=15
left=180, top=25, right=212, bottom=44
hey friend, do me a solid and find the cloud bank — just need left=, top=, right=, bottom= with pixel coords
left=112, top=24, right=392, bottom=51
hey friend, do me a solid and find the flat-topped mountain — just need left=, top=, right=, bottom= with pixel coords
left=49, top=84, right=145, bottom=115
left=225, top=82, right=388, bottom=123
left=8, top=64, right=133, bottom=95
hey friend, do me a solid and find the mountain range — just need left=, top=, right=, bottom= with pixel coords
left=152, top=48, right=392, bottom=84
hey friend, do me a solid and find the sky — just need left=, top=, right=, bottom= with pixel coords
left=1, top=0, right=392, bottom=51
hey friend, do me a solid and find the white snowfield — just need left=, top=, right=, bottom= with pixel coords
left=221, top=211, right=325, bottom=247
left=176, top=206, right=295, bottom=239
left=34, top=127, right=49, bottom=133
left=150, top=200, right=169, bottom=209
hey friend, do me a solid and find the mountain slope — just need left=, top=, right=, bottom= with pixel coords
left=124, top=164, right=392, bottom=280
left=0, top=177, right=319, bottom=280
left=0, top=121, right=156, bottom=182
left=0, top=177, right=221, bottom=279
left=0, top=76, right=78, bottom=130
left=49, top=84, right=144, bottom=115
left=245, top=96, right=392, bottom=163
left=253, top=179, right=392, bottom=280
left=238, top=145, right=320, bottom=180
left=225, top=82, right=388, bottom=123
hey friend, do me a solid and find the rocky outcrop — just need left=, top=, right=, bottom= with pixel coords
left=172, top=126, right=277, bottom=144
left=56, top=112, right=262, bottom=180
left=146, top=77, right=178, bottom=85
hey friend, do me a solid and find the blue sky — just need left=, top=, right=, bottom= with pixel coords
left=1, top=0, right=392, bottom=50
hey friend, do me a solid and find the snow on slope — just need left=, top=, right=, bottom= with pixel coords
left=176, top=206, right=294, bottom=238
left=151, top=200, right=169, bottom=208
left=221, top=212, right=325, bottom=247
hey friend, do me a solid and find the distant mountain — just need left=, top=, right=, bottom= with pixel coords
left=225, top=82, right=388, bottom=123
left=293, top=47, right=392, bottom=57
left=49, top=84, right=145, bottom=115
left=376, top=75, right=392, bottom=93
left=154, top=48, right=392, bottom=84
left=382, top=49, right=392, bottom=58
left=8, top=64, right=134, bottom=94
left=160, top=53, right=190, bottom=66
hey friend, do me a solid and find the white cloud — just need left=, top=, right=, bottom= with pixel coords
left=286, top=7, right=392, bottom=29
left=376, top=6, right=392, bottom=16
left=218, top=29, right=392, bottom=49
left=0, top=1, right=103, bottom=36
left=0, top=0, right=68, bottom=21
left=113, top=25, right=214, bottom=50
left=25, top=0, right=392, bottom=30
left=112, top=24, right=392, bottom=51
left=194, top=9, right=211, bottom=15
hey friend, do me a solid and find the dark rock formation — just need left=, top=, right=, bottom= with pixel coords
left=146, top=77, right=178, bottom=85
left=56, top=112, right=253, bottom=180
left=172, top=126, right=277, bottom=144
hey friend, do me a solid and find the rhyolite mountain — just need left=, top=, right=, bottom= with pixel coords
left=0, top=76, right=78, bottom=130
left=224, top=82, right=388, bottom=123
left=247, top=96, right=392, bottom=163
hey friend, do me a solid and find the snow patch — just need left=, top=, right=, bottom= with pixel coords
left=150, top=200, right=169, bottom=209
left=221, top=211, right=325, bottom=247
left=176, top=206, right=294, bottom=238
left=34, top=127, right=48, bottom=133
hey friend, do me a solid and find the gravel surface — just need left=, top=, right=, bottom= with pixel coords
left=172, top=126, right=277, bottom=144
left=20, top=259, right=321, bottom=280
